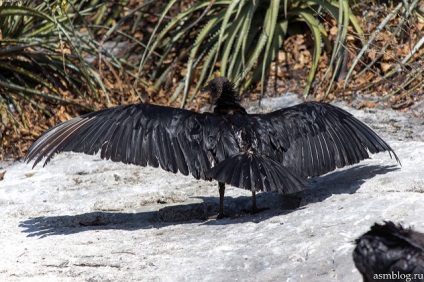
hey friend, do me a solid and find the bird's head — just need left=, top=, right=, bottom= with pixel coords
left=201, top=76, right=238, bottom=104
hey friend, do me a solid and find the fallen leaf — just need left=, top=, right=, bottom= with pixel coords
left=358, top=101, right=378, bottom=109
left=381, top=63, right=392, bottom=73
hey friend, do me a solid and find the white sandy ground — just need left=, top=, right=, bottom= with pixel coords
left=1, top=95, right=424, bottom=281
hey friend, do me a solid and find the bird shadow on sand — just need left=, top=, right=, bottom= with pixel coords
left=19, top=164, right=399, bottom=238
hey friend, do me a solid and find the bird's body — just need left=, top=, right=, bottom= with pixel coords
left=353, top=222, right=424, bottom=281
left=25, top=77, right=400, bottom=217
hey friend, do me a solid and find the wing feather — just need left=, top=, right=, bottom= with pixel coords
left=25, top=104, right=239, bottom=180
left=26, top=101, right=398, bottom=191
left=253, top=102, right=399, bottom=178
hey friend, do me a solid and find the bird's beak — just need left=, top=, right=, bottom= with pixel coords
left=202, top=83, right=218, bottom=103
left=201, top=84, right=211, bottom=93
left=202, top=84, right=219, bottom=103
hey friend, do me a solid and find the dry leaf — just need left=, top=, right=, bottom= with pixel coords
left=380, top=63, right=392, bottom=73
left=278, top=51, right=287, bottom=63
left=358, top=101, right=378, bottom=109
left=367, top=50, right=376, bottom=61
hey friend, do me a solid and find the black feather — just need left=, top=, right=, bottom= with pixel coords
left=353, top=221, right=424, bottom=281
left=205, top=154, right=308, bottom=193
left=25, top=76, right=400, bottom=216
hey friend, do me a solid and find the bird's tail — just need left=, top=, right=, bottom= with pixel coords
left=206, top=153, right=308, bottom=194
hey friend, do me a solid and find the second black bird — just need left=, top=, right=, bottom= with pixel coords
left=353, top=221, right=424, bottom=281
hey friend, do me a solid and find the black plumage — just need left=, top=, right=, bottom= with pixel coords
left=25, top=76, right=400, bottom=218
left=353, top=221, right=424, bottom=281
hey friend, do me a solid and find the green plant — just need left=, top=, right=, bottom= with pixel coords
left=139, top=0, right=364, bottom=106
left=0, top=1, right=102, bottom=129
left=0, top=0, right=152, bottom=126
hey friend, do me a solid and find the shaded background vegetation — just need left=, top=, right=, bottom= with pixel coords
left=1, top=0, right=423, bottom=161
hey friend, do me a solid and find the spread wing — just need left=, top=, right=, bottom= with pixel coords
left=249, top=102, right=400, bottom=178
left=25, top=101, right=399, bottom=193
left=25, top=104, right=239, bottom=180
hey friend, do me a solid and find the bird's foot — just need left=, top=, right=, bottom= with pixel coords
left=216, top=213, right=228, bottom=219
left=208, top=213, right=228, bottom=220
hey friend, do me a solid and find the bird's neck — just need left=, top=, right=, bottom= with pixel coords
left=214, top=100, right=247, bottom=115
left=213, top=83, right=247, bottom=115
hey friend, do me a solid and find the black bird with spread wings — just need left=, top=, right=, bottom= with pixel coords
left=25, top=76, right=400, bottom=218
left=353, top=222, right=424, bottom=281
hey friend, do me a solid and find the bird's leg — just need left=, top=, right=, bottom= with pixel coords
left=250, top=191, right=268, bottom=214
left=252, top=191, right=258, bottom=213
left=217, top=182, right=226, bottom=219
